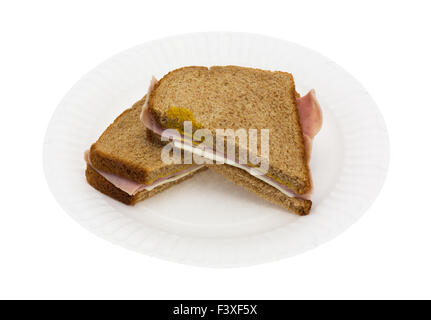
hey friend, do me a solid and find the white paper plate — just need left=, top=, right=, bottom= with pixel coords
left=43, top=32, right=389, bottom=267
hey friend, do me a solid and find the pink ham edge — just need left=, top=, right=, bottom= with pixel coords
left=296, top=89, right=323, bottom=163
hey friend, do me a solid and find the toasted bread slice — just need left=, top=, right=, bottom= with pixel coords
left=89, top=97, right=193, bottom=185
left=147, top=66, right=312, bottom=194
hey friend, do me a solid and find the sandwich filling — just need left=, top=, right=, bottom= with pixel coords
left=84, top=150, right=203, bottom=196
left=141, top=77, right=323, bottom=200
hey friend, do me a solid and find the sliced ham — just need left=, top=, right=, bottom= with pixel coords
left=296, top=89, right=323, bottom=162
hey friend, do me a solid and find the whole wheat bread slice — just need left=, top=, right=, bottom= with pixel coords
left=86, top=97, right=206, bottom=204
left=147, top=66, right=312, bottom=194
left=89, top=97, right=194, bottom=184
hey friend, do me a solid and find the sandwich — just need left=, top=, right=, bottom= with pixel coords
left=85, top=97, right=206, bottom=204
left=142, top=66, right=322, bottom=215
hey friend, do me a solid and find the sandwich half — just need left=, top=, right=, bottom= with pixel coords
left=85, top=97, right=206, bottom=204
left=142, top=66, right=322, bottom=215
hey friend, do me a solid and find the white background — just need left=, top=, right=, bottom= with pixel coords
left=0, top=0, right=430, bottom=299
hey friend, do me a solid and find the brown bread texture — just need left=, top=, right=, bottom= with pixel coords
left=210, top=165, right=311, bottom=215
left=89, top=97, right=192, bottom=184
left=146, top=127, right=169, bottom=146
left=85, top=164, right=205, bottom=205
left=148, top=66, right=312, bottom=194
